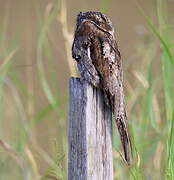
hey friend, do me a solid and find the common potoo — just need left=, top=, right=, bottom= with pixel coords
left=72, top=11, right=132, bottom=165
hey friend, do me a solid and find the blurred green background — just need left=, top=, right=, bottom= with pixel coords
left=0, top=0, right=174, bottom=179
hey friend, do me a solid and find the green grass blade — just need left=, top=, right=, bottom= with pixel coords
left=100, top=0, right=110, bottom=14
left=37, top=5, right=60, bottom=107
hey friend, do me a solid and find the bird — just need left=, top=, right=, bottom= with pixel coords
left=72, top=11, right=132, bottom=165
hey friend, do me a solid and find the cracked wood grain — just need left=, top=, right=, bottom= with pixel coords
left=68, top=78, right=113, bottom=180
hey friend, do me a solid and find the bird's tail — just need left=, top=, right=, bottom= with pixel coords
left=113, top=104, right=132, bottom=165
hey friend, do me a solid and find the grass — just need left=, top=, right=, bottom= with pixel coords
left=0, top=0, right=173, bottom=179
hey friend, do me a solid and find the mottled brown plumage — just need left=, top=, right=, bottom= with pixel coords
left=72, top=11, right=132, bottom=165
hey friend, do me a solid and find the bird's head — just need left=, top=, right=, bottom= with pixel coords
left=76, top=11, right=114, bottom=35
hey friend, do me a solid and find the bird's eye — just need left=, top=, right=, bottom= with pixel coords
left=97, top=21, right=100, bottom=25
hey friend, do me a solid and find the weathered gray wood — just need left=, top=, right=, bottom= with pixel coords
left=68, top=77, right=113, bottom=180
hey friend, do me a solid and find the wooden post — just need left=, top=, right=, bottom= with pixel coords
left=68, top=77, right=113, bottom=180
